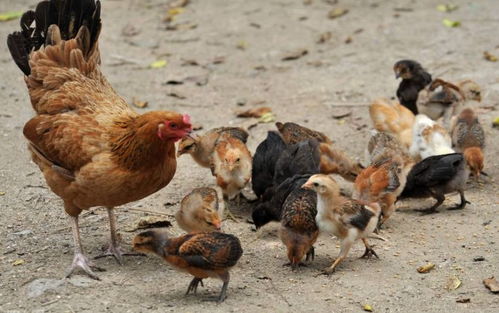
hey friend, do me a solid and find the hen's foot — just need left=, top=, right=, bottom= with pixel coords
left=66, top=252, right=104, bottom=280
left=94, top=243, right=143, bottom=265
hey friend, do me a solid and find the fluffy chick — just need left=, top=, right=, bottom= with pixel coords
left=303, top=174, right=381, bottom=274
left=319, top=142, right=364, bottom=182
left=369, top=98, right=415, bottom=149
left=451, top=108, right=486, bottom=178
left=410, top=114, right=454, bottom=160
left=417, top=79, right=482, bottom=128
left=280, top=188, right=318, bottom=270
left=252, top=174, right=312, bottom=229
left=133, top=230, right=242, bottom=303
left=394, top=59, right=432, bottom=115
left=359, top=132, right=414, bottom=226
left=176, top=187, right=222, bottom=233
left=274, top=139, right=321, bottom=186
left=178, top=127, right=249, bottom=168
left=275, top=122, right=332, bottom=145
left=252, top=131, right=287, bottom=198
left=212, top=132, right=252, bottom=218
left=399, top=153, right=470, bottom=214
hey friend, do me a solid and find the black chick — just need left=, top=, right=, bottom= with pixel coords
left=394, top=60, right=432, bottom=115
left=280, top=187, right=318, bottom=270
left=273, top=139, right=321, bottom=186
left=252, top=131, right=287, bottom=198
left=399, top=153, right=470, bottom=214
left=252, top=174, right=312, bottom=229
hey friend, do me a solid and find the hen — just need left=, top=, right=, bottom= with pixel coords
left=8, top=0, right=192, bottom=279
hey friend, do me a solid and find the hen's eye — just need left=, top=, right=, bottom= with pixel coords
left=170, top=123, right=178, bottom=129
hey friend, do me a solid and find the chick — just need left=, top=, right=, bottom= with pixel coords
left=417, top=79, right=482, bottom=128
left=252, top=174, right=312, bottom=229
left=176, top=188, right=222, bottom=233
left=133, top=230, right=242, bottom=303
left=451, top=108, right=486, bottom=178
left=252, top=131, right=287, bottom=198
left=279, top=188, right=318, bottom=270
left=275, top=122, right=332, bottom=145
left=410, top=114, right=454, bottom=160
left=399, top=153, right=470, bottom=214
left=319, top=142, right=364, bottom=182
left=369, top=98, right=415, bottom=149
left=178, top=127, right=249, bottom=168
left=273, top=139, right=321, bottom=186
left=212, top=132, right=252, bottom=219
left=303, top=174, right=381, bottom=274
left=394, top=60, right=432, bottom=115
left=359, top=132, right=414, bottom=227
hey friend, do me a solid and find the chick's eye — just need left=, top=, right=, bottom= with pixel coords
left=313, top=182, right=319, bottom=187
left=236, top=158, right=240, bottom=162
left=205, top=221, right=213, bottom=226
left=170, top=123, right=178, bottom=129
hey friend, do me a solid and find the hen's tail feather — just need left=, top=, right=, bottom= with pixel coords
left=7, top=0, right=101, bottom=75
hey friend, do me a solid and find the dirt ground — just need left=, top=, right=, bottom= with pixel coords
left=1, top=0, right=498, bottom=312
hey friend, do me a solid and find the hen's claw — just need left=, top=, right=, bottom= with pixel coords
left=66, top=252, right=104, bottom=280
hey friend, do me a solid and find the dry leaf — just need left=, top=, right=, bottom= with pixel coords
left=328, top=8, right=348, bottom=19
left=149, top=60, right=168, bottom=69
left=213, top=56, right=225, bottom=64
left=281, top=49, right=308, bottom=61
left=132, top=98, right=148, bottom=109
left=483, top=276, right=499, bottom=293
left=185, top=74, right=209, bottom=86
left=12, top=259, right=25, bottom=266
left=166, top=22, right=198, bottom=31
left=181, top=59, right=199, bottom=66
left=192, top=123, right=203, bottom=131
left=317, top=32, right=332, bottom=44
left=484, top=51, right=498, bottom=62
left=167, top=91, right=186, bottom=99
left=442, top=18, right=460, bottom=27
left=436, top=4, right=458, bottom=12
left=303, top=0, right=313, bottom=5
left=164, top=7, right=185, bottom=23
left=362, top=304, right=373, bottom=312
left=417, top=263, right=435, bottom=273
left=259, top=112, right=275, bottom=123
left=446, top=276, right=462, bottom=290
left=456, top=298, right=470, bottom=303
left=332, top=110, right=352, bottom=119
left=0, top=191, right=5, bottom=196
left=344, top=36, right=353, bottom=44
left=0, top=11, right=22, bottom=22
left=168, top=0, right=189, bottom=9
left=121, top=24, right=140, bottom=37
left=236, top=40, right=248, bottom=50
left=125, top=216, right=172, bottom=232
left=237, top=107, right=272, bottom=118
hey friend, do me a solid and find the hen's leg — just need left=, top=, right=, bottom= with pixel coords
left=66, top=215, right=103, bottom=280
left=95, top=207, right=140, bottom=264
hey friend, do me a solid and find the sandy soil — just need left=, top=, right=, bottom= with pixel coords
left=1, top=0, right=498, bottom=312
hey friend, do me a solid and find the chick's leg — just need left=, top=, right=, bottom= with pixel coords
left=95, top=207, right=141, bottom=264
left=223, top=195, right=239, bottom=222
left=416, top=193, right=444, bottom=214
left=66, top=215, right=103, bottom=280
left=186, top=277, right=204, bottom=295
left=360, top=238, right=379, bottom=259
left=217, top=272, right=230, bottom=303
left=324, top=238, right=353, bottom=274
left=447, top=190, right=470, bottom=210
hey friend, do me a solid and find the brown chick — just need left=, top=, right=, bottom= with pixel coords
left=358, top=132, right=414, bottom=227
left=133, top=230, right=242, bottom=303
left=451, top=108, right=486, bottom=178
left=212, top=132, right=252, bottom=220
left=319, top=142, right=364, bottom=182
left=276, top=122, right=332, bottom=145
left=279, top=188, right=318, bottom=270
left=303, top=174, right=381, bottom=274
left=176, top=187, right=222, bottom=233
left=369, top=98, right=415, bottom=149
left=417, top=79, right=482, bottom=129
left=177, top=127, right=249, bottom=168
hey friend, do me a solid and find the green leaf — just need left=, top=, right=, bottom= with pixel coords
left=0, top=11, right=22, bottom=22
left=149, top=60, right=168, bottom=69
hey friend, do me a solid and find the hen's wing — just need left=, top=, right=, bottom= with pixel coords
left=178, top=233, right=243, bottom=270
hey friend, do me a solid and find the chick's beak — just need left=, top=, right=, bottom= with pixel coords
left=302, top=182, right=312, bottom=190
left=395, top=71, right=401, bottom=79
